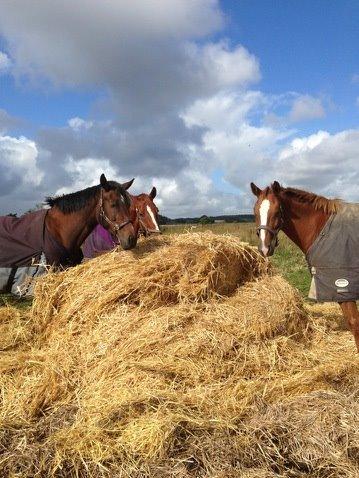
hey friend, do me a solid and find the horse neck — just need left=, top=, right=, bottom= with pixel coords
left=280, top=195, right=330, bottom=254
left=46, top=197, right=99, bottom=252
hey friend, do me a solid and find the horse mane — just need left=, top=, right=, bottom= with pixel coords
left=280, top=186, right=343, bottom=215
left=46, top=181, right=130, bottom=214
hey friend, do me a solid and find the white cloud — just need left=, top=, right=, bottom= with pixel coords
left=351, top=73, right=359, bottom=84
left=196, top=41, right=261, bottom=89
left=0, top=51, right=10, bottom=72
left=54, top=156, right=117, bottom=196
left=68, top=117, right=93, bottom=131
left=0, top=1, right=258, bottom=122
left=183, top=91, right=291, bottom=191
left=183, top=91, right=266, bottom=131
left=275, top=129, right=359, bottom=200
left=0, top=135, right=42, bottom=187
left=288, top=94, right=326, bottom=123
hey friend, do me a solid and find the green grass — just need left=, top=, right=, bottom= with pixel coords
left=162, top=223, right=311, bottom=298
left=0, top=293, right=33, bottom=310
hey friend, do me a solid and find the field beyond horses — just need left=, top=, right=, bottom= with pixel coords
left=1, top=229, right=359, bottom=477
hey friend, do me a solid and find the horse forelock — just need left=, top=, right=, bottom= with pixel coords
left=107, top=181, right=131, bottom=208
left=263, top=186, right=271, bottom=197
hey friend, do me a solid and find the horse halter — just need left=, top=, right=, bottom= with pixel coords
left=98, top=188, right=131, bottom=235
left=256, top=204, right=284, bottom=250
left=136, top=208, right=149, bottom=237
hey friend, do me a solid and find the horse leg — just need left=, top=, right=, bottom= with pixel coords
left=339, top=301, right=359, bottom=352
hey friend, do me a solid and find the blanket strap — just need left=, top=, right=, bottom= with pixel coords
left=6, top=267, right=18, bottom=293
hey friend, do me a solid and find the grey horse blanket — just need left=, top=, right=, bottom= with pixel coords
left=306, top=203, right=359, bottom=302
left=0, top=209, right=70, bottom=295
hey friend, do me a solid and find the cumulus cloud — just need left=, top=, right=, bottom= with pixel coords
left=275, top=129, right=359, bottom=200
left=288, top=94, right=326, bottom=123
left=0, top=1, right=258, bottom=122
left=0, top=134, right=44, bottom=213
left=183, top=91, right=291, bottom=190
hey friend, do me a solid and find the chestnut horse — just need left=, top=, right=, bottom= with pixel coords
left=0, top=174, right=136, bottom=295
left=82, top=186, right=160, bottom=259
left=133, top=187, right=160, bottom=237
left=250, top=181, right=359, bottom=352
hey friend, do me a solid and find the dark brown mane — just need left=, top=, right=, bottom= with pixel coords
left=281, top=186, right=343, bottom=215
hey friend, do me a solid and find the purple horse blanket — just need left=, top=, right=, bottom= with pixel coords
left=82, top=224, right=117, bottom=259
left=0, top=209, right=69, bottom=268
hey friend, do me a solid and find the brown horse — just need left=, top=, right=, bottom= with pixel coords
left=0, top=173, right=136, bottom=295
left=46, top=173, right=137, bottom=259
left=82, top=186, right=160, bottom=259
left=250, top=181, right=359, bottom=352
left=133, top=187, right=160, bottom=237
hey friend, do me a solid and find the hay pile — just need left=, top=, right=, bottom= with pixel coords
left=1, top=232, right=359, bottom=478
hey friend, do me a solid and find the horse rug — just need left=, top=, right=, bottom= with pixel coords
left=0, top=209, right=69, bottom=296
left=82, top=224, right=116, bottom=259
left=306, top=203, right=359, bottom=302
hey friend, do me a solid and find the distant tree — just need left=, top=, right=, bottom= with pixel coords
left=6, top=213, right=17, bottom=217
left=158, top=214, right=172, bottom=225
left=199, top=215, right=214, bottom=225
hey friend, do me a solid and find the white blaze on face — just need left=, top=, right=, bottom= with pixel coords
left=146, top=205, right=160, bottom=231
left=259, top=198, right=270, bottom=256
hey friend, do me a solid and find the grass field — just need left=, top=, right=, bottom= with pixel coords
left=162, top=222, right=311, bottom=298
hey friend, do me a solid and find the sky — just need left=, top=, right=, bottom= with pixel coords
left=0, top=0, right=358, bottom=217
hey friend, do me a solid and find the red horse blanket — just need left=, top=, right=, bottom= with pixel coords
left=0, top=209, right=69, bottom=268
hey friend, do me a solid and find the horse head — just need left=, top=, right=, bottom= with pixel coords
left=250, top=181, right=283, bottom=257
left=99, top=174, right=137, bottom=250
left=133, top=187, right=161, bottom=237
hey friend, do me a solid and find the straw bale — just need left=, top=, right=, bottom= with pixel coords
left=30, top=232, right=268, bottom=336
left=0, top=233, right=358, bottom=477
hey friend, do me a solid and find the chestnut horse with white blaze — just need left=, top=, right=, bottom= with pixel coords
left=134, top=187, right=160, bottom=236
left=251, top=181, right=359, bottom=352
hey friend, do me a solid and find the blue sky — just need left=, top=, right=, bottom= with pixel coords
left=0, top=1, right=358, bottom=216
left=221, top=0, right=359, bottom=132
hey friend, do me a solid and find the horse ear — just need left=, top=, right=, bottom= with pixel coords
left=100, top=173, right=111, bottom=192
left=149, top=186, right=157, bottom=199
left=272, top=181, right=281, bottom=195
left=122, top=178, right=135, bottom=190
left=250, top=182, right=262, bottom=197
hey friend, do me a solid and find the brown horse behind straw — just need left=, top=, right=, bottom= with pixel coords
left=251, top=181, right=359, bottom=352
left=0, top=173, right=137, bottom=295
